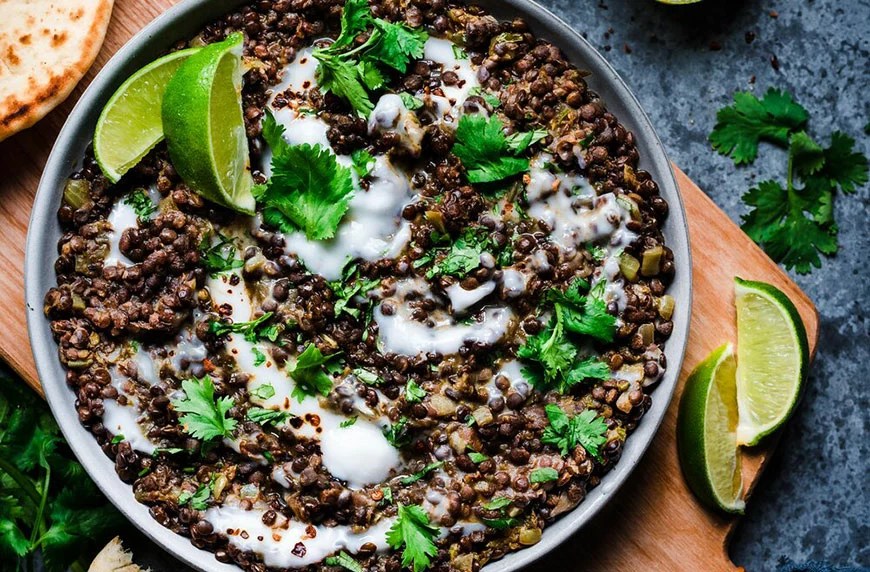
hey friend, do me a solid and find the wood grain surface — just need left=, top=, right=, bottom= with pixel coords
left=0, top=3, right=818, bottom=570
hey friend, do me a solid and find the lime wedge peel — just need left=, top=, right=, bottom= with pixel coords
left=94, top=48, right=200, bottom=183
left=734, top=277, right=810, bottom=446
left=161, top=32, right=255, bottom=214
left=678, top=343, right=746, bottom=514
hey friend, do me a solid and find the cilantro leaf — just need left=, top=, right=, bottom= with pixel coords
left=405, top=380, right=426, bottom=403
left=517, top=308, right=577, bottom=387
left=529, top=467, right=559, bottom=483
left=351, top=148, right=377, bottom=178
left=250, top=383, right=275, bottom=400
left=200, top=233, right=244, bottom=276
left=383, top=417, right=411, bottom=448
left=289, top=345, right=336, bottom=402
left=315, top=54, right=376, bottom=115
left=252, top=347, right=267, bottom=367
left=541, top=404, right=608, bottom=462
left=172, top=377, right=237, bottom=441
left=209, top=312, right=282, bottom=343
left=424, top=227, right=503, bottom=280
left=354, top=368, right=383, bottom=386
left=564, top=357, right=611, bottom=387
left=805, top=131, right=869, bottom=194
left=122, top=189, right=156, bottom=220
left=340, top=416, right=358, bottom=428
left=367, top=18, right=428, bottom=73
left=482, top=496, right=512, bottom=511
left=325, top=550, right=364, bottom=572
left=453, top=115, right=530, bottom=183
left=259, top=111, right=355, bottom=239
left=399, top=92, right=424, bottom=110
left=246, top=407, right=292, bottom=427
left=386, top=504, right=439, bottom=572
left=178, top=481, right=212, bottom=511
left=399, top=461, right=444, bottom=485
left=710, top=88, right=809, bottom=164
left=467, top=451, right=489, bottom=463
left=314, top=2, right=427, bottom=115
left=330, top=0, right=373, bottom=50
left=505, top=129, right=549, bottom=153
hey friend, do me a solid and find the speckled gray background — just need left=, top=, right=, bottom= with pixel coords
left=29, top=0, right=870, bottom=570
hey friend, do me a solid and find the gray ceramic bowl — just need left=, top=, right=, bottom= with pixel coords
left=25, top=0, right=692, bottom=570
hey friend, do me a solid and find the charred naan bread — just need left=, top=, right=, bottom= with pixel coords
left=0, top=0, right=114, bottom=141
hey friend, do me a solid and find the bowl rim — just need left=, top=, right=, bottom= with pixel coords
left=25, top=0, right=692, bottom=570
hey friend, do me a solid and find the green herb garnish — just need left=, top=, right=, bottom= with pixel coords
left=399, top=461, right=444, bottom=485
left=246, top=407, right=292, bottom=427
left=313, top=0, right=428, bottom=115
left=289, top=345, right=337, bottom=402
left=123, top=189, right=156, bottom=220
left=257, top=110, right=355, bottom=240
left=452, top=115, right=531, bottom=184
left=529, top=467, right=559, bottom=483
left=541, top=404, right=608, bottom=462
left=340, top=416, right=358, bottom=428
left=386, top=504, right=439, bottom=572
left=711, top=88, right=868, bottom=273
left=404, top=380, right=426, bottom=403
left=383, top=417, right=411, bottom=448
left=209, top=312, right=282, bottom=344
left=200, top=233, right=244, bottom=276
left=324, top=551, right=364, bottom=572
left=171, top=376, right=237, bottom=441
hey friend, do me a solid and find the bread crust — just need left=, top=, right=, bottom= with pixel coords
left=0, top=0, right=115, bottom=141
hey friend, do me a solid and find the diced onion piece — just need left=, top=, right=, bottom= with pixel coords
left=640, top=246, right=663, bottom=276
left=619, top=253, right=640, bottom=282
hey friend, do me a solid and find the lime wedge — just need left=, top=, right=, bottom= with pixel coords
left=162, top=32, right=255, bottom=214
left=734, top=277, right=809, bottom=446
left=655, top=0, right=702, bottom=4
left=94, top=48, right=199, bottom=183
left=677, top=343, right=745, bottom=514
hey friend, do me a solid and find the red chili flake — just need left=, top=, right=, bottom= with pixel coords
left=305, top=524, right=317, bottom=538
left=202, top=358, right=216, bottom=372
left=769, top=10, right=779, bottom=18
left=292, top=542, right=307, bottom=557
left=272, top=533, right=283, bottom=541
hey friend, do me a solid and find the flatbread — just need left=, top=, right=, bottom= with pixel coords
left=0, top=0, right=114, bottom=141
left=87, top=536, right=148, bottom=572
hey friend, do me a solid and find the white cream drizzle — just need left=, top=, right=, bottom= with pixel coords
left=375, top=278, right=514, bottom=356
left=204, top=502, right=395, bottom=568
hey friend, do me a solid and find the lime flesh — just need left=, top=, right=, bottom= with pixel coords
left=161, top=32, right=255, bottom=214
left=94, top=48, right=199, bottom=183
left=734, top=277, right=809, bottom=446
left=677, top=343, right=745, bottom=514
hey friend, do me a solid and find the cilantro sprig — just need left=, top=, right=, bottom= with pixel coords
left=329, top=261, right=380, bottom=319
left=711, top=88, right=868, bottom=273
left=122, top=189, right=156, bottom=220
left=325, top=551, right=364, bottom=572
left=200, top=233, right=244, bottom=276
left=710, top=88, right=809, bottom=165
left=313, top=0, right=428, bottom=115
left=171, top=376, right=238, bottom=441
left=257, top=111, right=355, bottom=240
left=386, top=504, right=439, bottom=572
left=518, top=279, right=614, bottom=393
left=541, top=404, right=608, bottom=462
left=453, top=115, right=539, bottom=184
left=0, top=377, right=126, bottom=571
left=289, top=345, right=338, bottom=402
left=209, top=312, right=283, bottom=344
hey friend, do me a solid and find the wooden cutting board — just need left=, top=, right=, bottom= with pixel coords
left=0, top=3, right=818, bottom=570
